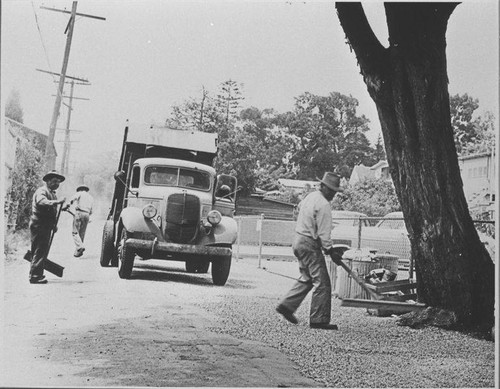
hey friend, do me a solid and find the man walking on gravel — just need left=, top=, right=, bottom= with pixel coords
left=64, top=185, right=94, bottom=257
left=28, top=170, right=66, bottom=284
left=276, top=172, right=342, bottom=330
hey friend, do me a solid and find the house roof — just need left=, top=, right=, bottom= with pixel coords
left=370, top=160, right=388, bottom=170
left=278, top=179, right=318, bottom=189
left=350, top=164, right=375, bottom=181
left=458, top=152, right=492, bottom=161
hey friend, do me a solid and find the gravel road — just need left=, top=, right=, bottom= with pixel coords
left=1, top=217, right=496, bottom=387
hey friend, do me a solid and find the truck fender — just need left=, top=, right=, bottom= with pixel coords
left=120, top=207, right=164, bottom=240
left=208, top=216, right=238, bottom=246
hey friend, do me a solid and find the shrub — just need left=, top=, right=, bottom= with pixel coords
left=332, top=178, right=401, bottom=217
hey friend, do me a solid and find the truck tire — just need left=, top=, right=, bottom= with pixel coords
left=100, top=220, right=115, bottom=267
left=211, top=254, right=231, bottom=286
left=185, top=260, right=210, bottom=273
left=118, top=229, right=135, bottom=279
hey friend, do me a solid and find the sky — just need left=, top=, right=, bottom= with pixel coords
left=2, top=0, right=499, bottom=171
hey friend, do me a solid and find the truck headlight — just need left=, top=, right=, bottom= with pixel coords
left=142, top=204, right=158, bottom=219
left=207, top=210, right=222, bottom=225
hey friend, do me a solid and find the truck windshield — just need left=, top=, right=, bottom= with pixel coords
left=144, top=166, right=211, bottom=191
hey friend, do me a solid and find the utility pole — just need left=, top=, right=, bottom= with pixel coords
left=53, top=79, right=90, bottom=175
left=41, top=2, right=105, bottom=170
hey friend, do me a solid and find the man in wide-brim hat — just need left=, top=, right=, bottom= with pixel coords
left=64, top=184, right=94, bottom=257
left=28, top=171, right=66, bottom=284
left=42, top=170, right=65, bottom=183
left=276, top=172, right=343, bottom=330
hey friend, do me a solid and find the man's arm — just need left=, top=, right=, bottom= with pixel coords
left=35, top=189, right=65, bottom=207
left=316, top=202, right=333, bottom=251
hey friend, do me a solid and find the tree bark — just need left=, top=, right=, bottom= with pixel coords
left=336, top=2, right=494, bottom=331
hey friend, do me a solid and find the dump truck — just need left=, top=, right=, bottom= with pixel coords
left=100, top=123, right=238, bottom=286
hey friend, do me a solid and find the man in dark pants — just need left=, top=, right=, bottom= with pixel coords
left=29, top=170, right=66, bottom=284
left=276, top=172, right=343, bottom=330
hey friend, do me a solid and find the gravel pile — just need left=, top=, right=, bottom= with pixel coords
left=199, top=259, right=496, bottom=388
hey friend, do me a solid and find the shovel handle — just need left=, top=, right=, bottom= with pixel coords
left=334, top=257, right=380, bottom=300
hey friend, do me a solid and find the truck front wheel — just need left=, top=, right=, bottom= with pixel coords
left=211, top=254, right=231, bottom=286
left=100, top=220, right=115, bottom=267
left=118, top=229, right=135, bottom=279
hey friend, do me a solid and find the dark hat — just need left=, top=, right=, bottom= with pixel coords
left=77, top=185, right=89, bottom=192
left=317, top=172, right=343, bottom=192
left=43, top=170, right=65, bottom=182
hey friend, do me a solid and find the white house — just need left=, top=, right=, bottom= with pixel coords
left=349, top=160, right=390, bottom=185
left=457, top=151, right=496, bottom=209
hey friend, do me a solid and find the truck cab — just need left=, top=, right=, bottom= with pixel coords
left=100, top=124, right=238, bottom=286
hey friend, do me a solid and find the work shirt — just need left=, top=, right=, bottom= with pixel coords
left=295, top=190, right=333, bottom=251
left=69, top=191, right=94, bottom=214
left=31, top=185, right=58, bottom=226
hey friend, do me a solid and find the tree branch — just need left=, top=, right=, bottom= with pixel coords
left=336, top=2, right=388, bottom=93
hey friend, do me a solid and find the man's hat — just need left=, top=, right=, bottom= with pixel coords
left=77, top=185, right=89, bottom=192
left=43, top=170, right=65, bottom=182
left=317, top=172, right=343, bottom=192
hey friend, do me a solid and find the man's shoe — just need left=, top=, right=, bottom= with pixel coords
left=74, top=248, right=83, bottom=257
left=310, top=323, right=338, bottom=330
left=30, top=277, right=48, bottom=284
left=276, top=305, right=298, bottom=324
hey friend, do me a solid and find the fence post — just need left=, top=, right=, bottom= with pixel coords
left=357, top=217, right=363, bottom=249
left=236, top=216, right=241, bottom=261
left=257, top=213, right=264, bottom=268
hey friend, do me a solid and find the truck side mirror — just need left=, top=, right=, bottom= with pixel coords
left=114, top=170, right=138, bottom=197
left=114, top=170, right=126, bottom=182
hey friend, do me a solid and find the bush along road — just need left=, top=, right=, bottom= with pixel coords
left=1, top=218, right=496, bottom=387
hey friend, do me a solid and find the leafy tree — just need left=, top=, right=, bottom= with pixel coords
left=166, top=88, right=224, bottom=134
left=332, top=178, right=400, bottom=217
left=5, top=88, right=24, bottom=123
left=216, top=79, right=245, bottom=124
left=337, top=2, right=493, bottom=333
left=450, top=93, right=480, bottom=154
left=215, top=127, right=259, bottom=196
left=7, top=134, right=45, bottom=229
left=449, top=93, right=495, bottom=156
left=373, top=134, right=387, bottom=161
left=278, top=92, right=376, bottom=179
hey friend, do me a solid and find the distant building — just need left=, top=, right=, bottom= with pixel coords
left=458, top=151, right=496, bottom=213
left=349, top=160, right=390, bottom=185
left=349, top=154, right=496, bottom=216
left=277, top=178, right=318, bottom=192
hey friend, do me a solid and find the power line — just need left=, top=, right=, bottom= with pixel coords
left=31, top=1, right=55, bottom=81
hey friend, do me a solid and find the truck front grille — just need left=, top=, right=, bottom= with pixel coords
left=165, top=193, right=200, bottom=243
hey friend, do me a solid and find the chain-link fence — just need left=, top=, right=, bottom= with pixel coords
left=234, top=214, right=496, bottom=279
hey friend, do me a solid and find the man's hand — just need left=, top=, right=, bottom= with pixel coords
left=325, top=247, right=344, bottom=265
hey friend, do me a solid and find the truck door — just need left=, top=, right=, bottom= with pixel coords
left=214, top=174, right=237, bottom=217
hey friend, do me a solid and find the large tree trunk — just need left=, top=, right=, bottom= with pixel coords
left=336, top=2, right=494, bottom=332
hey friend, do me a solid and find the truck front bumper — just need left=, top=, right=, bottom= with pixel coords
left=125, top=238, right=232, bottom=259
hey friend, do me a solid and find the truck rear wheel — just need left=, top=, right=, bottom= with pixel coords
left=100, top=220, right=115, bottom=267
left=118, top=229, right=135, bottom=279
left=211, top=254, right=231, bottom=286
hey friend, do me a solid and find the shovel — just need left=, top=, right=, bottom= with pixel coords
left=24, top=204, right=65, bottom=277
